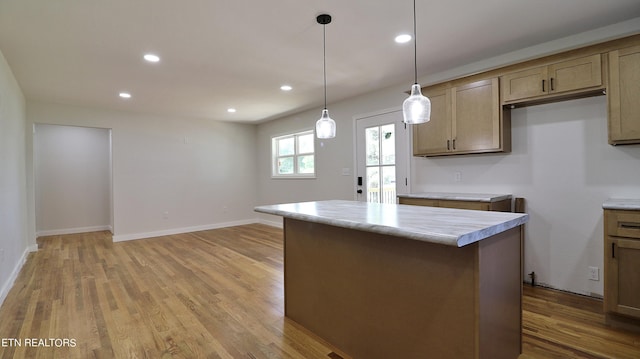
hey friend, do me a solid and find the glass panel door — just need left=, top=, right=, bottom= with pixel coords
left=355, top=110, right=409, bottom=203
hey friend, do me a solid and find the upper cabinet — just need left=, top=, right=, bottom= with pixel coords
left=413, top=78, right=510, bottom=157
left=608, top=45, right=640, bottom=145
left=413, top=86, right=451, bottom=155
left=411, top=35, right=640, bottom=157
left=501, top=54, right=603, bottom=104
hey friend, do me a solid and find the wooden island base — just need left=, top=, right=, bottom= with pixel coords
left=284, top=218, right=522, bottom=359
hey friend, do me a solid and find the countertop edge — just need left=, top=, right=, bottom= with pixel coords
left=397, top=192, right=512, bottom=202
left=255, top=205, right=528, bottom=248
left=603, top=198, right=640, bottom=210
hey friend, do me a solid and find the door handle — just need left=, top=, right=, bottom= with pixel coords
left=357, top=189, right=363, bottom=194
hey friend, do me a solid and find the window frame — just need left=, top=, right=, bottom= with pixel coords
left=271, top=129, right=316, bottom=179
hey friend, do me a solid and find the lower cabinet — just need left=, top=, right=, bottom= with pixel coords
left=398, top=197, right=512, bottom=212
left=604, top=208, right=640, bottom=320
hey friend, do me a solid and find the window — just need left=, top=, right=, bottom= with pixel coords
left=272, top=130, right=315, bottom=178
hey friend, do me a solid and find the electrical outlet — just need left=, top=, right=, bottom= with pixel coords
left=588, top=266, right=599, bottom=281
left=162, top=211, right=169, bottom=220
left=454, top=172, right=462, bottom=183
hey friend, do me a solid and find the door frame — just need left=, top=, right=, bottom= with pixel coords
left=352, top=107, right=412, bottom=201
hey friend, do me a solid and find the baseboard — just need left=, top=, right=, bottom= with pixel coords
left=524, top=280, right=604, bottom=300
left=36, top=225, right=112, bottom=237
left=0, top=245, right=37, bottom=308
left=257, top=218, right=283, bottom=228
left=112, top=219, right=258, bottom=242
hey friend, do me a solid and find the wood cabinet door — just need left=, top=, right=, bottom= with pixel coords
left=608, top=45, right=640, bottom=144
left=452, top=78, right=501, bottom=153
left=398, top=197, right=439, bottom=207
left=548, top=54, right=602, bottom=94
left=412, top=87, right=451, bottom=156
left=606, top=237, right=640, bottom=318
left=500, top=67, right=547, bottom=102
left=438, top=200, right=489, bottom=211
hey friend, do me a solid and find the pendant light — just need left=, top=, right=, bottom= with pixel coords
left=315, top=14, right=336, bottom=139
left=402, top=0, right=431, bottom=124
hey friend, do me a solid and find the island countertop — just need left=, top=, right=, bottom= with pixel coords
left=255, top=200, right=528, bottom=247
left=397, top=192, right=512, bottom=202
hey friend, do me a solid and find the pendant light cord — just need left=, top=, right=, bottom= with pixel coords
left=413, top=0, right=418, bottom=85
left=323, top=23, right=327, bottom=110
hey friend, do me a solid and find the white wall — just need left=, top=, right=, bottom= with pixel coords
left=257, top=19, right=640, bottom=296
left=0, top=49, right=31, bottom=305
left=27, top=101, right=258, bottom=242
left=34, top=124, right=112, bottom=236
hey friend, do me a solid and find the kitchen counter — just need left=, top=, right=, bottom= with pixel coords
left=397, top=191, right=512, bottom=202
left=603, top=198, right=640, bottom=210
left=255, top=200, right=528, bottom=247
left=255, top=200, right=526, bottom=359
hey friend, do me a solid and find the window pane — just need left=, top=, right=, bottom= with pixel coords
left=381, top=124, right=395, bottom=165
left=298, top=155, right=315, bottom=174
left=366, top=167, right=380, bottom=203
left=381, top=166, right=396, bottom=204
left=277, top=157, right=294, bottom=174
left=278, top=137, right=295, bottom=156
left=298, top=133, right=314, bottom=154
left=365, top=127, right=379, bottom=166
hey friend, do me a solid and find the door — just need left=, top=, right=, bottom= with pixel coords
left=608, top=45, right=640, bottom=144
left=413, top=86, right=451, bottom=156
left=607, top=237, right=640, bottom=318
left=453, top=78, right=501, bottom=153
left=548, top=54, right=602, bottom=94
left=500, top=66, right=547, bottom=102
left=355, top=110, right=409, bottom=203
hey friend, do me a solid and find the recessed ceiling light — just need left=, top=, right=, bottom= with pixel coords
left=395, top=34, right=412, bottom=44
left=280, top=85, right=293, bottom=91
left=143, top=54, right=160, bottom=63
left=227, top=108, right=236, bottom=113
left=119, top=92, right=131, bottom=99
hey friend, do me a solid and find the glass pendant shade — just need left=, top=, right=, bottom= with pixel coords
left=316, top=109, right=336, bottom=139
left=403, top=84, right=431, bottom=124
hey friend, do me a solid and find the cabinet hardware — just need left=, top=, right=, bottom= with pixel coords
left=612, top=242, right=616, bottom=259
left=453, top=139, right=456, bottom=150
left=619, top=222, right=640, bottom=230
left=447, top=140, right=450, bottom=150
left=550, top=78, right=554, bottom=91
left=542, top=79, right=546, bottom=92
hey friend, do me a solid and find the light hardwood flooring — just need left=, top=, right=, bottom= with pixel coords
left=0, top=224, right=639, bottom=358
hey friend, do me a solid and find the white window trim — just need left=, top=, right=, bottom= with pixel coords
left=271, top=129, right=316, bottom=179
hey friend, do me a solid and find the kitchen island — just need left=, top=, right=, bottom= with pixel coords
left=255, top=200, right=529, bottom=359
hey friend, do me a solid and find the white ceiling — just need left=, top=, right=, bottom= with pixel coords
left=1, top=0, right=639, bottom=123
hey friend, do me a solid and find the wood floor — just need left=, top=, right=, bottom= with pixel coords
left=0, top=224, right=639, bottom=359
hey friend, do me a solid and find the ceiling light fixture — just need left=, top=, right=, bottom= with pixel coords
left=315, top=14, right=336, bottom=139
left=280, top=85, right=293, bottom=91
left=144, top=54, right=160, bottom=63
left=119, top=92, right=131, bottom=99
left=395, top=34, right=412, bottom=44
left=402, top=0, right=431, bottom=125
left=227, top=108, right=236, bottom=113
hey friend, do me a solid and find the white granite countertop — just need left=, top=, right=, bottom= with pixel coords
left=255, top=200, right=528, bottom=247
left=397, top=192, right=512, bottom=202
left=603, top=198, right=640, bottom=210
